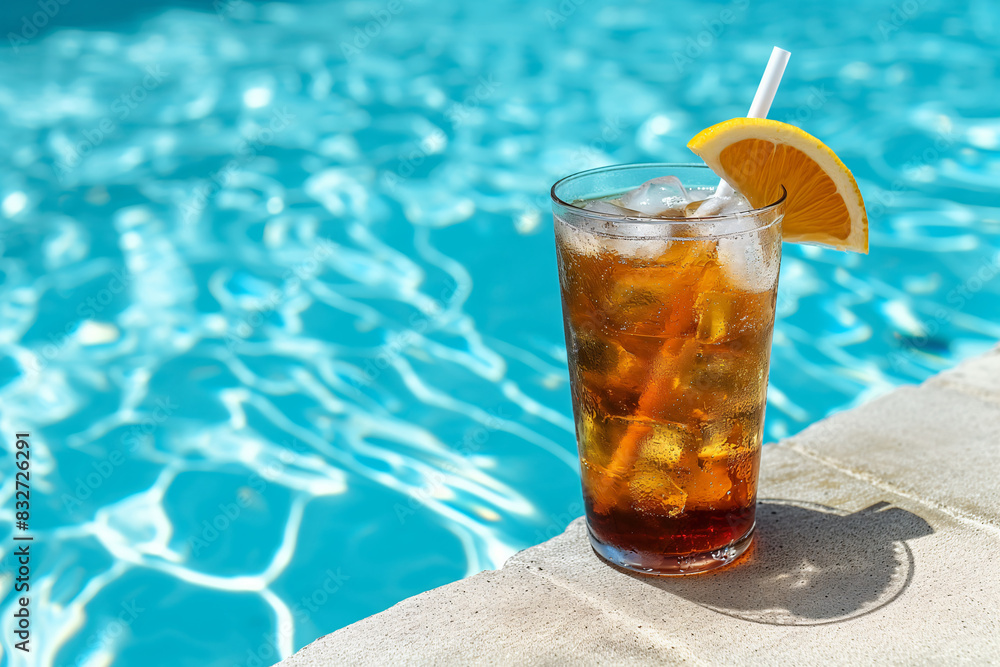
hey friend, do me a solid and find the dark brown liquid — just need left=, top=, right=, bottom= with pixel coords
left=586, top=502, right=757, bottom=556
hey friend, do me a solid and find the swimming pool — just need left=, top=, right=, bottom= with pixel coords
left=1, top=0, right=998, bottom=664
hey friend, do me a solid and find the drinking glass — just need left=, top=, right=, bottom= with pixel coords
left=552, top=163, right=786, bottom=575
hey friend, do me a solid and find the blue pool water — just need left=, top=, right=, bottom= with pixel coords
left=1, top=0, right=999, bottom=664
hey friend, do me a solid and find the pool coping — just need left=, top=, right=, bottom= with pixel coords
left=278, top=343, right=1000, bottom=665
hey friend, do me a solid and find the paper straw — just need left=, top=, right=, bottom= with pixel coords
left=712, top=46, right=791, bottom=200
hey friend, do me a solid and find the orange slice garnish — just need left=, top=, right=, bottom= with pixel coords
left=688, top=118, right=868, bottom=253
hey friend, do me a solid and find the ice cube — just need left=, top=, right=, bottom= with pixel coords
left=688, top=192, right=753, bottom=218
left=628, top=421, right=694, bottom=517
left=577, top=408, right=616, bottom=468
left=681, top=192, right=779, bottom=291
left=554, top=215, right=671, bottom=260
left=717, top=230, right=780, bottom=293
left=699, top=419, right=736, bottom=461
left=688, top=348, right=767, bottom=416
left=629, top=471, right=687, bottom=517
left=694, top=290, right=772, bottom=345
left=727, top=416, right=762, bottom=504
left=575, top=331, right=620, bottom=375
left=607, top=264, right=701, bottom=338
left=638, top=421, right=693, bottom=469
left=718, top=194, right=753, bottom=215
left=695, top=292, right=736, bottom=345
left=618, top=176, right=692, bottom=216
left=573, top=331, right=646, bottom=410
left=580, top=199, right=635, bottom=216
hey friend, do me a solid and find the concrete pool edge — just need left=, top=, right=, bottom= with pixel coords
left=278, top=344, right=1000, bottom=665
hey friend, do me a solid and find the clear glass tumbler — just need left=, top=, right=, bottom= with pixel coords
left=552, top=164, right=785, bottom=575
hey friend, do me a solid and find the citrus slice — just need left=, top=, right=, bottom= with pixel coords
left=688, top=118, right=868, bottom=253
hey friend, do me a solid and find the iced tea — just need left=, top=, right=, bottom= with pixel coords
left=552, top=164, right=784, bottom=575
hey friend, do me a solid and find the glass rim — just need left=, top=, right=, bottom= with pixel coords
left=550, top=162, right=787, bottom=223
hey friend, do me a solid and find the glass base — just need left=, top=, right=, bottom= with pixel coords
left=588, top=521, right=755, bottom=576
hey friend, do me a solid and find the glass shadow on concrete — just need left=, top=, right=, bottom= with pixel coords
left=631, top=499, right=934, bottom=626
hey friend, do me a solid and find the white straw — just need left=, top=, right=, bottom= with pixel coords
left=711, top=46, right=791, bottom=200
left=747, top=46, right=791, bottom=119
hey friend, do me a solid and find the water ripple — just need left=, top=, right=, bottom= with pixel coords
left=0, top=0, right=998, bottom=665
